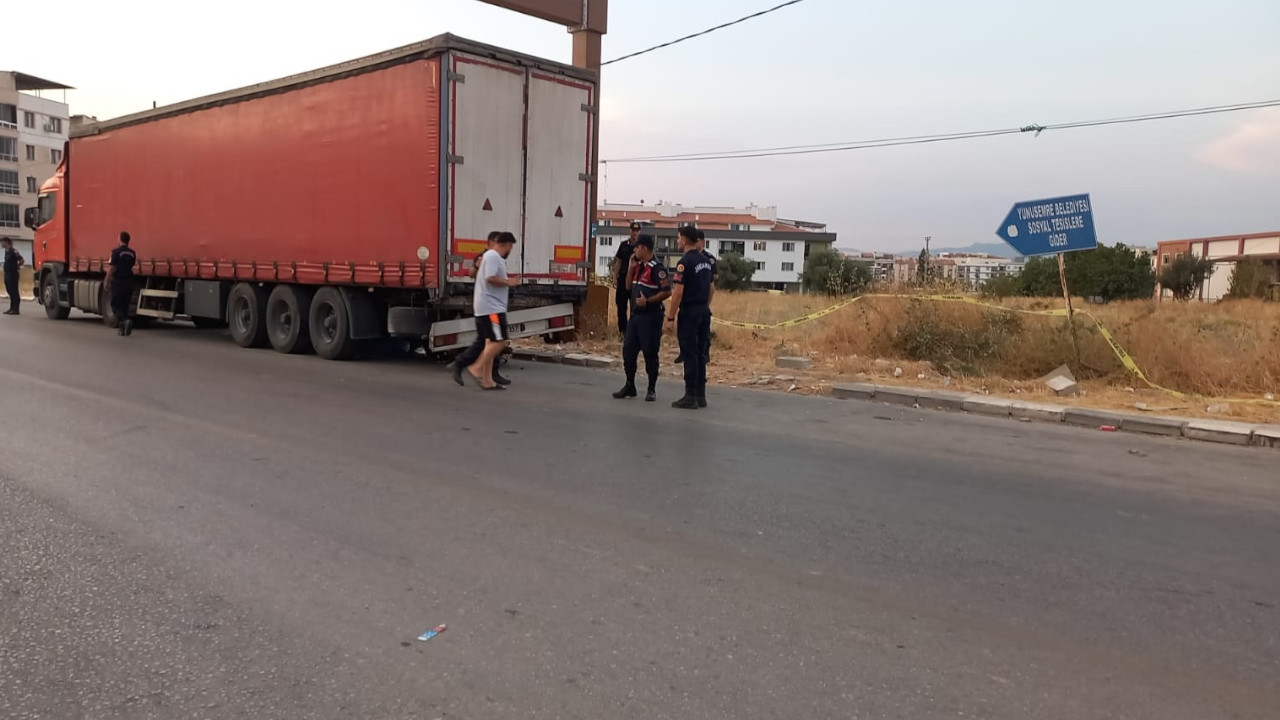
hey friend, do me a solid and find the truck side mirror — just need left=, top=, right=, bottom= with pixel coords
left=23, top=207, right=37, bottom=230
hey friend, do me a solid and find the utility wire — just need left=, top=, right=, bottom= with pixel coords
left=601, top=0, right=809, bottom=66
left=602, top=98, right=1280, bottom=163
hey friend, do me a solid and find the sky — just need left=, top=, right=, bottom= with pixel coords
left=8, top=0, right=1279, bottom=253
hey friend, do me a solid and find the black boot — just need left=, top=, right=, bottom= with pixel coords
left=697, top=392, right=707, bottom=408
left=671, top=395, right=698, bottom=410
left=493, top=372, right=512, bottom=386
left=645, top=386, right=657, bottom=402
left=613, top=383, right=637, bottom=399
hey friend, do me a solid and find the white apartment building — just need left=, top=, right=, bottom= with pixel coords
left=594, top=202, right=836, bottom=291
left=947, top=254, right=1026, bottom=289
left=1, top=71, right=72, bottom=263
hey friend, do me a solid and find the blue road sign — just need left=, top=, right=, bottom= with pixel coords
left=995, top=193, right=1098, bottom=257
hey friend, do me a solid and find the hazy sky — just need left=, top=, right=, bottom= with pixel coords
left=9, top=0, right=1278, bottom=252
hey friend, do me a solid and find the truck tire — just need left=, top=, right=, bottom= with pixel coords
left=266, top=285, right=313, bottom=355
left=41, top=273, right=70, bottom=320
left=227, top=282, right=269, bottom=348
left=100, top=283, right=119, bottom=328
left=309, top=286, right=354, bottom=360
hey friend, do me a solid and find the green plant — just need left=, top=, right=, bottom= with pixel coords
left=1226, top=257, right=1276, bottom=300
left=1159, top=255, right=1216, bottom=301
left=891, top=301, right=1024, bottom=374
left=801, top=249, right=872, bottom=296
left=716, top=252, right=757, bottom=291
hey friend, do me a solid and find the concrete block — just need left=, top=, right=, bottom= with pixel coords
left=512, top=348, right=564, bottom=362
left=775, top=356, right=814, bottom=371
left=1251, top=425, right=1280, bottom=449
left=1119, top=414, right=1188, bottom=437
left=1039, top=364, right=1080, bottom=396
left=562, top=353, right=592, bottom=367
left=831, top=383, right=877, bottom=401
left=1183, top=419, right=1255, bottom=446
left=583, top=355, right=616, bottom=368
left=916, top=390, right=971, bottom=412
left=1062, top=407, right=1130, bottom=429
left=1009, top=401, right=1067, bottom=423
left=962, top=397, right=1015, bottom=417
left=875, top=387, right=919, bottom=407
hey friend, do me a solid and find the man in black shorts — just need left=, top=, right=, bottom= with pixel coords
left=447, top=231, right=510, bottom=387
left=465, top=232, right=520, bottom=390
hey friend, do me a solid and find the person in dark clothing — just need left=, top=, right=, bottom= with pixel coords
left=447, top=232, right=511, bottom=387
left=610, top=222, right=641, bottom=336
left=613, top=235, right=671, bottom=402
left=665, top=225, right=715, bottom=410
left=2, top=237, right=24, bottom=316
left=675, top=228, right=717, bottom=365
left=106, top=231, right=137, bottom=335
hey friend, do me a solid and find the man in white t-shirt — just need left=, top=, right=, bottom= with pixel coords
left=465, top=231, right=521, bottom=389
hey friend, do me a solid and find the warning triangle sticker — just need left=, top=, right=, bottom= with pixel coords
left=482, top=198, right=493, bottom=211
left=554, top=205, right=564, bottom=218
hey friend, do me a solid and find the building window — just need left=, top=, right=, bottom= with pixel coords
left=26, top=144, right=36, bottom=161
left=598, top=237, right=613, bottom=247
left=1161, top=254, right=1170, bottom=266
left=50, top=148, right=62, bottom=164
left=782, top=242, right=796, bottom=252
left=755, top=261, right=766, bottom=271
left=719, top=241, right=745, bottom=256
left=730, top=223, right=749, bottom=231
left=0, top=137, right=17, bottom=162
left=48, top=117, right=63, bottom=134
left=0, top=104, right=16, bottom=129
left=0, top=170, right=18, bottom=196
left=781, top=262, right=795, bottom=272
left=0, top=203, right=20, bottom=228
left=23, top=112, right=36, bottom=129
left=599, top=219, right=612, bottom=226
left=27, top=176, right=39, bottom=193
left=753, top=241, right=767, bottom=252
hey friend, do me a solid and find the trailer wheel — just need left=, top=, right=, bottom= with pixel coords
left=41, top=273, right=69, bottom=320
left=309, top=286, right=354, bottom=360
left=227, top=282, right=269, bottom=348
left=266, top=285, right=314, bottom=355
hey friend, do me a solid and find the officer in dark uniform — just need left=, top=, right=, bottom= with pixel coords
left=610, top=222, right=641, bottom=337
left=613, top=235, right=670, bottom=402
left=665, top=225, right=714, bottom=409
left=106, top=231, right=137, bottom=336
left=676, top=228, right=717, bottom=365
left=2, top=237, right=24, bottom=316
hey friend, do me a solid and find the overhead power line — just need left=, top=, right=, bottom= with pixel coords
left=602, top=98, right=1280, bottom=163
left=602, top=0, right=809, bottom=66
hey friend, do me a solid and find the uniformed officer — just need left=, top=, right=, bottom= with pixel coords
left=2, top=237, right=24, bottom=316
left=609, top=221, right=641, bottom=337
left=613, top=234, right=670, bottom=402
left=665, top=225, right=714, bottom=410
left=676, top=228, right=717, bottom=365
left=106, top=231, right=137, bottom=336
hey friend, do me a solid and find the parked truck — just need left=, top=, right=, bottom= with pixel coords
left=24, top=34, right=595, bottom=359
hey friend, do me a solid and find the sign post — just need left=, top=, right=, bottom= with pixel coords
left=996, top=193, right=1098, bottom=366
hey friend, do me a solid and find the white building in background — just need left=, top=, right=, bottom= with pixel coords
left=594, top=201, right=836, bottom=291
left=947, top=254, right=1026, bottom=289
left=0, top=71, right=72, bottom=263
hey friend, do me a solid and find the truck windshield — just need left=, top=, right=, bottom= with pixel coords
left=37, top=193, right=56, bottom=226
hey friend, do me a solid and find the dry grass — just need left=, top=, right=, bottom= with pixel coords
left=567, top=291, right=1280, bottom=424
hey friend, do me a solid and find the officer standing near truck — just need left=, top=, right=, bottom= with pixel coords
left=609, top=222, right=641, bottom=337
left=105, top=231, right=137, bottom=336
left=2, top=237, right=24, bottom=316
left=613, top=235, right=670, bottom=402
left=665, top=225, right=714, bottom=410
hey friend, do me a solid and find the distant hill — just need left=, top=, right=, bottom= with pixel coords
left=900, top=242, right=1019, bottom=259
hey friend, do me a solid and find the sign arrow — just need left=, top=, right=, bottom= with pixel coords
left=995, top=193, right=1098, bottom=257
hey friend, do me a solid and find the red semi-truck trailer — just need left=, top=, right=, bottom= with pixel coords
left=24, top=34, right=595, bottom=359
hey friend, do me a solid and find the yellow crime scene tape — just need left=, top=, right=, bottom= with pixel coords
left=706, top=293, right=1278, bottom=408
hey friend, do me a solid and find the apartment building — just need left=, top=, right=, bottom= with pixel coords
left=1, top=71, right=72, bottom=262
left=594, top=202, right=836, bottom=291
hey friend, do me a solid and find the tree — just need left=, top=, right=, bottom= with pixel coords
left=802, top=250, right=873, bottom=295
left=998, top=243, right=1156, bottom=301
left=916, top=249, right=934, bottom=285
left=1159, top=254, right=1215, bottom=301
left=715, top=252, right=757, bottom=291
left=1226, top=257, right=1277, bottom=299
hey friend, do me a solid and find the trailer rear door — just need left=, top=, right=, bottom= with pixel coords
left=521, top=72, right=593, bottom=286
left=446, top=55, right=526, bottom=282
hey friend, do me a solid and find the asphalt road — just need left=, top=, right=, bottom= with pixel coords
left=2, top=308, right=1278, bottom=719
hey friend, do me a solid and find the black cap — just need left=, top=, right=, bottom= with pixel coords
left=629, top=221, right=642, bottom=231
left=635, top=234, right=655, bottom=249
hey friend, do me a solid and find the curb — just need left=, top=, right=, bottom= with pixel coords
left=832, top=383, right=1278, bottom=450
